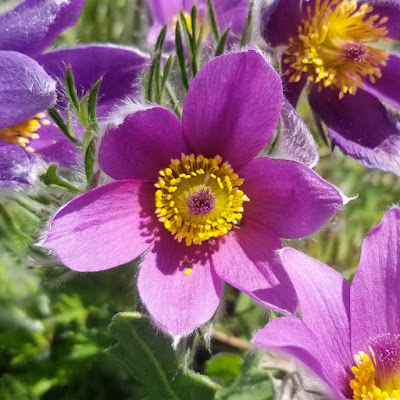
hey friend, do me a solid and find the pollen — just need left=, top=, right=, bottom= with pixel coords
left=283, top=0, right=389, bottom=99
left=350, top=344, right=400, bottom=399
left=154, top=154, right=250, bottom=246
left=0, top=113, right=50, bottom=153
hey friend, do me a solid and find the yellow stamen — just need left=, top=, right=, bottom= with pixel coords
left=0, top=113, right=50, bottom=152
left=155, top=154, right=250, bottom=246
left=283, top=0, right=389, bottom=98
left=172, top=12, right=193, bottom=34
left=350, top=350, right=400, bottom=399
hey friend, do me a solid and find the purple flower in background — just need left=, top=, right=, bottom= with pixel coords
left=260, top=0, right=400, bottom=175
left=0, top=0, right=148, bottom=168
left=43, top=50, right=344, bottom=337
left=147, top=0, right=249, bottom=45
left=254, top=207, right=400, bottom=399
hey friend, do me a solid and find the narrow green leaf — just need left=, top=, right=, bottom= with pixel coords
left=166, top=82, right=183, bottom=119
left=155, top=24, right=167, bottom=52
left=154, top=26, right=167, bottom=103
left=214, top=351, right=273, bottom=400
left=207, top=0, right=219, bottom=43
left=47, top=107, right=80, bottom=146
left=84, top=139, right=96, bottom=182
left=180, top=11, right=194, bottom=59
left=175, top=22, right=189, bottom=91
left=65, top=67, right=81, bottom=113
left=161, top=55, right=173, bottom=95
left=215, top=27, right=230, bottom=56
left=40, top=164, right=82, bottom=193
left=106, top=312, right=218, bottom=400
left=88, top=78, right=102, bottom=131
left=191, top=6, right=198, bottom=49
left=240, top=1, right=253, bottom=47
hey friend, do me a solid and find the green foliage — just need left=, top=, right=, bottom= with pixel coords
left=107, top=312, right=219, bottom=400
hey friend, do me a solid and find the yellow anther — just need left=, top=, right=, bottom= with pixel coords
left=155, top=154, right=249, bottom=246
left=284, top=0, right=389, bottom=98
left=0, top=112, right=49, bottom=152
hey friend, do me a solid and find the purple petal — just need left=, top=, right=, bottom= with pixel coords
left=211, top=219, right=297, bottom=313
left=0, top=51, right=56, bottom=129
left=32, top=120, right=79, bottom=167
left=146, top=0, right=184, bottom=24
left=253, top=316, right=348, bottom=400
left=37, top=45, right=148, bottom=112
left=138, top=230, right=222, bottom=337
left=0, top=142, right=33, bottom=190
left=351, top=207, right=400, bottom=353
left=239, top=157, right=343, bottom=239
left=267, top=98, right=319, bottom=169
left=43, top=180, right=157, bottom=272
left=309, top=87, right=400, bottom=175
left=366, top=1, right=400, bottom=40
left=279, top=247, right=352, bottom=394
left=363, top=53, right=400, bottom=109
left=99, top=106, right=186, bottom=182
left=282, top=64, right=307, bottom=107
left=213, top=0, right=248, bottom=35
left=182, top=50, right=282, bottom=170
left=0, top=0, right=85, bottom=57
left=260, top=0, right=303, bottom=46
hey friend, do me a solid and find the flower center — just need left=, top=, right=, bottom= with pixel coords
left=0, top=113, right=50, bottom=152
left=154, top=154, right=250, bottom=246
left=283, top=0, right=389, bottom=99
left=350, top=333, right=400, bottom=399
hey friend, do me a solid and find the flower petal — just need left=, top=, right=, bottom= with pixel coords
left=363, top=53, right=400, bottom=109
left=351, top=207, right=400, bottom=353
left=211, top=220, right=297, bottom=314
left=138, top=230, right=222, bottom=337
left=213, top=0, right=248, bottom=35
left=267, top=98, right=319, bottom=169
left=309, top=87, right=400, bottom=175
left=366, top=1, right=400, bottom=40
left=182, top=50, right=282, bottom=169
left=146, top=0, right=183, bottom=24
left=279, top=248, right=353, bottom=388
left=0, top=0, right=85, bottom=57
left=260, top=0, right=303, bottom=46
left=37, top=44, right=148, bottom=112
left=253, top=316, right=348, bottom=400
left=239, top=157, right=343, bottom=239
left=99, top=106, right=186, bottom=182
left=0, top=142, right=33, bottom=190
left=0, top=51, right=56, bottom=129
left=43, top=180, right=157, bottom=272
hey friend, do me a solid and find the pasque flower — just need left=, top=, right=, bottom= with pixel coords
left=43, top=50, right=344, bottom=337
left=146, top=0, right=249, bottom=46
left=260, top=0, right=400, bottom=175
left=0, top=0, right=148, bottom=169
left=254, top=207, right=400, bottom=399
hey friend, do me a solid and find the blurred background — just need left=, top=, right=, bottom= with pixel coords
left=1, top=0, right=399, bottom=398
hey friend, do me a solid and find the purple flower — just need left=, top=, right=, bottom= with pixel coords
left=147, top=0, right=249, bottom=45
left=260, top=0, right=400, bottom=175
left=254, top=207, right=400, bottom=399
left=0, top=0, right=148, bottom=168
left=43, top=50, right=344, bottom=337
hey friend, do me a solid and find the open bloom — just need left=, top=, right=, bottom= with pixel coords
left=254, top=207, right=400, bottom=399
left=147, top=0, right=249, bottom=46
left=0, top=0, right=148, bottom=168
left=43, top=50, right=344, bottom=337
left=260, top=0, right=400, bottom=174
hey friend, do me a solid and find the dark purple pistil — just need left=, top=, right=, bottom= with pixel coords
left=341, top=42, right=368, bottom=62
left=187, top=188, right=216, bottom=216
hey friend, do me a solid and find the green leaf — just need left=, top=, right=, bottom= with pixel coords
left=175, top=22, right=189, bottom=92
left=47, top=107, right=80, bottom=146
left=87, top=78, right=102, bottom=131
left=215, top=351, right=273, bottom=400
left=207, top=0, right=219, bottom=43
left=40, top=164, right=82, bottom=193
left=84, top=139, right=96, bottom=182
left=106, top=312, right=219, bottom=400
left=215, top=27, right=230, bottom=57
left=65, top=67, right=81, bottom=113
left=205, top=353, right=243, bottom=384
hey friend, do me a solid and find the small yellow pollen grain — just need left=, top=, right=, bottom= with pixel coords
left=185, top=268, right=192, bottom=276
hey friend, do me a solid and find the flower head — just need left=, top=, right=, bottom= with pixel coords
left=260, top=0, right=400, bottom=175
left=254, top=207, right=400, bottom=399
left=43, top=50, right=344, bottom=337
